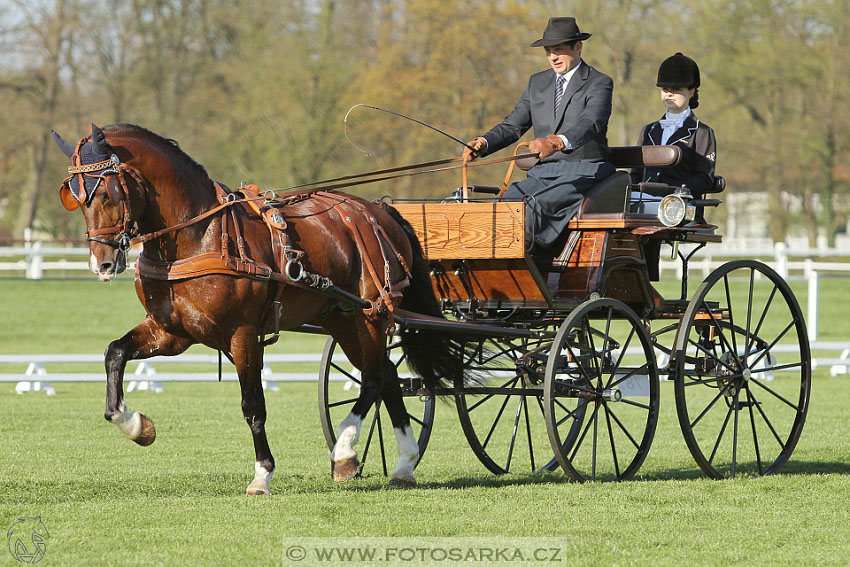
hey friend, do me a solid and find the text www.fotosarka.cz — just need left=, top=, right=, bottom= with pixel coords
left=282, top=537, right=567, bottom=566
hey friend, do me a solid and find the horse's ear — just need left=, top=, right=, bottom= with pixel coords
left=90, top=123, right=110, bottom=155
left=51, top=130, right=75, bottom=157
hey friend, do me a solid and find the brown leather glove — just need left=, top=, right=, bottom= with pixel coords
left=463, top=137, right=487, bottom=160
left=528, top=135, right=566, bottom=160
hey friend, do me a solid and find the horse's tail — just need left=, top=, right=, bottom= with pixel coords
left=381, top=203, right=479, bottom=392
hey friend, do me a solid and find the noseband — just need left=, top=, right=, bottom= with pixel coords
left=62, top=136, right=147, bottom=254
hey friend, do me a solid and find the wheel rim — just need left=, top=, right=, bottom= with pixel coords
left=544, top=298, right=660, bottom=482
left=671, top=260, right=811, bottom=479
left=455, top=334, right=559, bottom=475
left=318, top=337, right=435, bottom=476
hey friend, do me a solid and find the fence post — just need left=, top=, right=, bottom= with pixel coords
left=26, top=240, right=43, bottom=280
left=774, top=241, right=788, bottom=279
left=807, top=269, right=819, bottom=342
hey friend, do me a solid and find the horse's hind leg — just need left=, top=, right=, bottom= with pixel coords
left=104, top=316, right=193, bottom=445
left=379, top=358, right=420, bottom=487
left=231, top=326, right=274, bottom=495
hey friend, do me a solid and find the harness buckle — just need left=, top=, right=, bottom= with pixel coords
left=117, top=234, right=132, bottom=252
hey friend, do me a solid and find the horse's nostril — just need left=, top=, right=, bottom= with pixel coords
left=100, top=262, right=113, bottom=272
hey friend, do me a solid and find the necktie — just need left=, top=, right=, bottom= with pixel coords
left=554, top=74, right=566, bottom=118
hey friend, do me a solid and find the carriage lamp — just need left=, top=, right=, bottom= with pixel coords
left=657, top=189, right=696, bottom=227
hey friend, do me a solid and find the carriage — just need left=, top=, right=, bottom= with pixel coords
left=317, top=144, right=811, bottom=482
left=54, top=124, right=811, bottom=492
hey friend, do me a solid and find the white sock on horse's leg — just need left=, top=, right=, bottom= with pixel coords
left=390, top=424, right=418, bottom=486
left=246, top=461, right=274, bottom=495
left=331, top=413, right=362, bottom=461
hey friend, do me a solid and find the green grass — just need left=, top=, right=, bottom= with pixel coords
left=1, top=277, right=850, bottom=566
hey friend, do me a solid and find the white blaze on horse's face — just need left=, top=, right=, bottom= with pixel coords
left=83, top=188, right=126, bottom=281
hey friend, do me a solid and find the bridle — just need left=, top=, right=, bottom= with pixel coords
left=60, top=136, right=147, bottom=255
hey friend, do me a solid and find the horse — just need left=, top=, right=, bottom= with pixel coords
left=52, top=123, right=467, bottom=494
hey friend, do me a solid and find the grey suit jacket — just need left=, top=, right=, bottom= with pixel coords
left=481, top=61, right=613, bottom=163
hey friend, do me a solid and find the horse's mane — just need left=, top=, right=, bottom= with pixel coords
left=103, top=123, right=211, bottom=182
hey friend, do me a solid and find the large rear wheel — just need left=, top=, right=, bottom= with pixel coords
left=671, top=260, right=811, bottom=478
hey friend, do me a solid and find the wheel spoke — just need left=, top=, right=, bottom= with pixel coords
left=605, top=404, right=642, bottom=450
left=731, top=387, right=740, bottom=478
left=569, top=402, right=600, bottom=462
left=481, top=391, right=515, bottom=451
left=522, top=393, right=536, bottom=472
left=686, top=335, right=739, bottom=374
left=608, top=326, right=638, bottom=389
left=724, top=275, right=740, bottom=367
left=466, top=375, right=520, bottom=413
left=747, top=284, right=778, bottom=358
left=748, top=320, right=796, bottom=370
left=603, top=405, right=622, bottom=478
left=745, top=387, right=764, bottom=475
left=703, top=298, right=743, bottom=371
left=745, top=268, right=755, bottom=367
left=331, top=361, right=361, bottom=383
left=619, top=397, right=652, bottom=411
left=747, top=384, right=789, bottom=448
left=690, top=382, right=734, bottom=429
left=328, top=397, right=359, bottom=409
left=749, top=377, right=800, bottom=411
left=608, top=363, right=649, bottom=390
left=707, top=396, right=736, bottom=466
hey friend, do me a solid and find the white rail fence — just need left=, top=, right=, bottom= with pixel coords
left=0, top=353, right=353, bottom=395
left=4, top=240, right=849, bottom=341
left=3, top=342, right=848, bottom=396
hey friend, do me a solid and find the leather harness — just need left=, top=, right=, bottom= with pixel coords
left=65, top=137, right=413, bottom=340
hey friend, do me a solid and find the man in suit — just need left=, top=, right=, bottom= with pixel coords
left=466, top=17, right=615, bottom=253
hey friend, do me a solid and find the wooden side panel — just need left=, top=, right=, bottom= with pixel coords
left=394, top=202, right=525, bottom=260
left=605, top=232, right=642, bottom=259
left=430, top=259, right=546, bottom=302
left=555, top=231, right=606, bottom=297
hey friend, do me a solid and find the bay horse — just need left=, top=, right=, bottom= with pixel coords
left=52, top=123, right=465, bottom=494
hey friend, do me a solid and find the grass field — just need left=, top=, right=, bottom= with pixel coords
left=2, top=277, right=850, bottom=566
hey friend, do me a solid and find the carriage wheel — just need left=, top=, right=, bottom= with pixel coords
left=318, top=337, right=435, bottom=477
left=544, top=298, right=660, bottom=481
left=671, top=260, right=811, bottom=479
left=454, top=334, right=560, bottom=475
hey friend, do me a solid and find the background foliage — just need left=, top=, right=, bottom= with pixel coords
left=1, top=0, right=848, bottom=243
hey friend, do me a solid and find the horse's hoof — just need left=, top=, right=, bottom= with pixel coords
left=132, top=414, right=156, bottom=446
left=332, top=457, right=360, bottom=483
left=389, top=474, right=417, bottom=488
left=246, top=486, right=272, bottom=496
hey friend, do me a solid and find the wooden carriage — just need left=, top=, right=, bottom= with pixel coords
left=318, top=145, right=811, bottom=482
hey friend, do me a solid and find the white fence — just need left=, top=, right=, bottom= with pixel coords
left=0, top=352, right=353, bottom=395
left=3, top=342, right=849, bottom=396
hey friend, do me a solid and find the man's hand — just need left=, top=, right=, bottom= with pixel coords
left=528, top=135, right=566, bottom=160
left=463, top=137, right=487, bottom=160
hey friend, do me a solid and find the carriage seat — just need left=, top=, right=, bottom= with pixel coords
left=573, top=145, right=684, bottom=219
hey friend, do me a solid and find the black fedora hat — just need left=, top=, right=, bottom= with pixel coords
left=530, top=17, right=592, bottom=47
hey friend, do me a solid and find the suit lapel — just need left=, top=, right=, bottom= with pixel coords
left=667, top=114, right=699, bottom=145
left=555, top=61, right=589, bottom=126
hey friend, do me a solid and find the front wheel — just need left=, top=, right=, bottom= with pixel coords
left=544, top=298, right=660, bottom=481
left=671, top=260, right=811, bottom=478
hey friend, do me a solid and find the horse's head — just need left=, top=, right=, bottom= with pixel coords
left=52, top=124, right=147, bottom=281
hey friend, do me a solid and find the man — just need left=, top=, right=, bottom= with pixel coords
left=466, top=17, right=614, bottom=253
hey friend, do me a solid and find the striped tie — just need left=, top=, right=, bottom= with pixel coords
left=554, top=74, right=566, bottom=118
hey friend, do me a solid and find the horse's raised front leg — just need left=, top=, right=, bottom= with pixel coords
left=232, top=326, right=275, bottom=495
left=104, top=316, right=192, bottom=445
